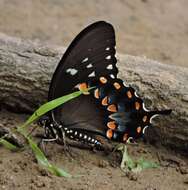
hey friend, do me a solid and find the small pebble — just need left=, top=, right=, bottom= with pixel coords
left=98, top=160, right=109, bottom=168
left=126, top=171, right=138, bottom=181
left=179, top=166, right=188, bottom=175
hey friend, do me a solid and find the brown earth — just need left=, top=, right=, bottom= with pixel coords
left=0, top=110, right=188, bottom=190
left=0, top=0, right=188, bottom=190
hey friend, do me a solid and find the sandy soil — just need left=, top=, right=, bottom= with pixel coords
left=0, top=1, right=188, bottom=190
left=0, top=0, right=187, bottom=67
left=0, top=110, right=188, bottom=190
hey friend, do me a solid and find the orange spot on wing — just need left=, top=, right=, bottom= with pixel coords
left=102, top=96, right=108, bottom=106
left=94, top=88, right=99, bottom=99
left=79, top=83, right=90, bottom=95
left=113, top=82, right=121, bottom=90
left=135, top=102, right=141, bottom=110
left=123, top=133, right=128, bottom=142
left=137, top=126, right=142, bottom=133
left=143, top=115, right=148, bottom=122
left=107, top=104, right=117, bottom=112
left=106, top=129, right=113, bottom=139
left=99, top=76, right=107, bottom=84
left=107, top=121, right=116, bottom=130
left=127, top=91, right=132, bottom=99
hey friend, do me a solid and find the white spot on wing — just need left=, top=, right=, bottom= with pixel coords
left=82, top=57, right=89, bottom=63
left=123, top=82, right=128, bottom=87
left=110, top=74, right=115, bottom=79
left=84, top=135, right=87, bottom=139
left=107, top=64, right=113, bottom=70
left=106, top=55, right=111, bottom=60
left=143, top=126, right=149, bottom=134
left=142, top=103, right=149, bottom=112
left=150, top=114, right=159, bottom=123
left=106, top=47, right=110, bottom=51
left=134, top=91, right=139, bottom=97
left=86, top=63, right=93, bottom=68
left=66, top=68, right=78, bottom=76
left=88, top=71, right=95, bottom=77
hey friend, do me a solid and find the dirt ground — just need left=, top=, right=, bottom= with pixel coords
left=0, top=110, right=188, bottom=190
left=0, top=0, right=188, bottom=190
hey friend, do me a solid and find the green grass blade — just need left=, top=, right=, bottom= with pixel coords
left=0, top=138, right=18, bottom=151
left=21, top=90, right=83, bottom=128
left=18, top=87, right=95, bottom=131
left=27, top=137, right=72, bottom=177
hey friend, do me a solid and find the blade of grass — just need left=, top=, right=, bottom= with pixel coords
left=19, top=90, right=83, bottom=129
left=0, top=138, right=18, bottom=151
left=18, top=87, right=94, bottom=132
left=3, top=88, right=94, bottom=177
left=27, top=137, right=72, bottom=177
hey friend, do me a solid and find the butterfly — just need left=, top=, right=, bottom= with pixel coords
left=39, top=21, right=171, bottom=149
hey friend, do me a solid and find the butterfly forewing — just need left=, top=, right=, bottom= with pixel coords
left=48, top=21, right=118, bottom=101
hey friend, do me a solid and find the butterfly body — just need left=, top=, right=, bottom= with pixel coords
left=39, top=21, right=171, bottom=149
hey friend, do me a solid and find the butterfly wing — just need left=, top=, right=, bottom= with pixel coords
left=48, top=21, right=118, bottom=101
left=48, top=21, right=118, bottom=137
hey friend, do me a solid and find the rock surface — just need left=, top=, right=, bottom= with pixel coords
left=0, top=33, right=187, bottom=154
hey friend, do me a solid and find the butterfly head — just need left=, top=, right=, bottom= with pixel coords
left=38, top=116, right=64, bottom=140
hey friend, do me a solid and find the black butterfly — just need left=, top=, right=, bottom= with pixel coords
left=39, top=21, right=171, bottom=149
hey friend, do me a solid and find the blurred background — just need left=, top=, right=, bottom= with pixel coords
left=0, top=0, right=187, bottom=67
